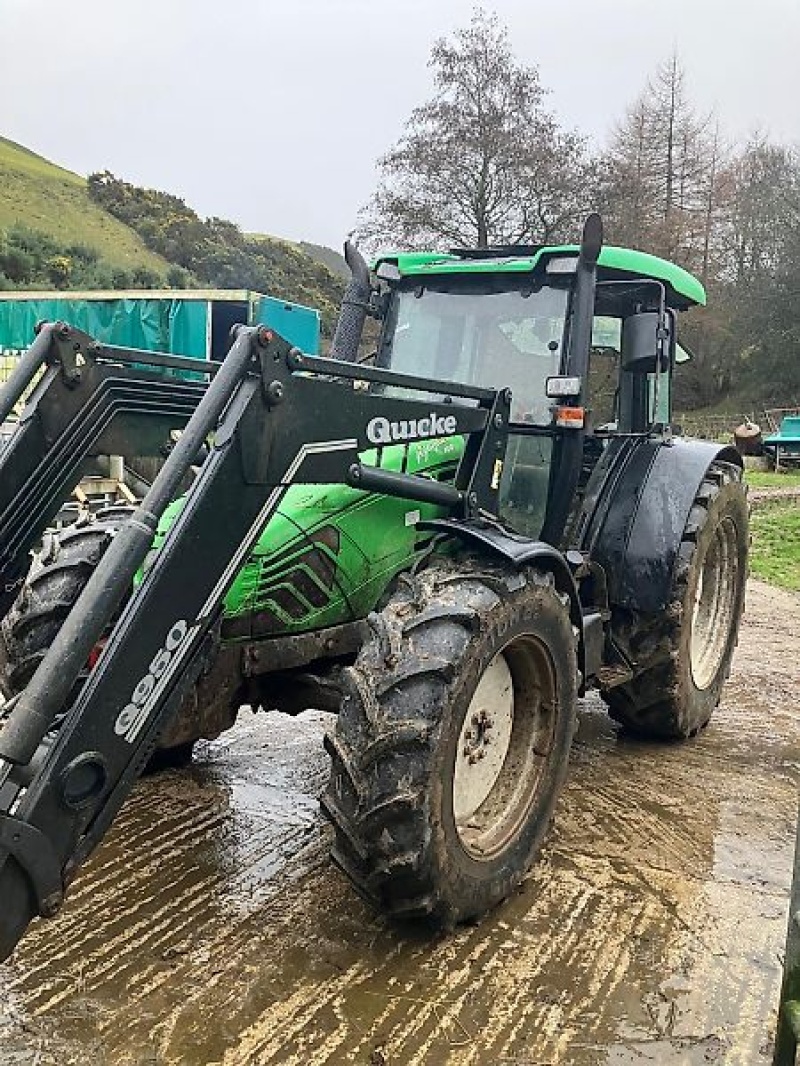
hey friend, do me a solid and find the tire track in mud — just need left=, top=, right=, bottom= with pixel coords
left=0, top=581, right=798, bottom=1065
left=2, top=712, right=335, bottom=1049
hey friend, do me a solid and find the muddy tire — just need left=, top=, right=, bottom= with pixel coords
left=0, top=506, right=200, bottom=760
left=602, top=461, right=748, bottom=740
left=321, top=562, right=577, bottom=926
left=0, top=506, right=137, bottom=699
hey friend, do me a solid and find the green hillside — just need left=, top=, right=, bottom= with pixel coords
left=87, top=172, right=344, bottom=334
left=299, top=241, right=348, bottom=280
left=0, top=138, right=169, bottom=275
left=0, top=138, right=345, bottom=333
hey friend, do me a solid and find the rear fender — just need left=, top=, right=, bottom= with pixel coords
left=588, top=439, right=742, bottom=615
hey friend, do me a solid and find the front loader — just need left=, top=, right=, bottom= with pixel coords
left=0, top=215, right=748, bottom=961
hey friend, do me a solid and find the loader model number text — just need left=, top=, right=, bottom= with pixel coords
left=366, top=413, right=458, bottom=446
left=115, top=620, right=191, bottom=744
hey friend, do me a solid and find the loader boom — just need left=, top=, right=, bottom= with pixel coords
left=0, top=323, right=509, bottom=960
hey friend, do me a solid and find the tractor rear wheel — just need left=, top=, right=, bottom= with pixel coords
left=321, top=562, right=577, bottom=926
left=602, top=461, right=748, bottom=739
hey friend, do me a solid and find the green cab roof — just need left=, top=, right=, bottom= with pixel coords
left=375, top=244, right=706, bottom=308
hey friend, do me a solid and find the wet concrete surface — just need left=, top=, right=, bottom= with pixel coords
left=0, top=578, right=798, bottom=1065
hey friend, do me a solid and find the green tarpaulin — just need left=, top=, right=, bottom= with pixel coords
left=0, top=296, right=208, bottom=359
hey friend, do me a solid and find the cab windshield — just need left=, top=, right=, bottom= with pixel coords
left=380, top=282, right=569, bottom=425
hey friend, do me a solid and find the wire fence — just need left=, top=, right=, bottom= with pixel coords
left=674, top=414, right=752, bottom=441
left=763, top=407, right=800, bottom=433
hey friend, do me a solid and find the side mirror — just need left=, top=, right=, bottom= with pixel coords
left=621, top=312, right=674, bottom=373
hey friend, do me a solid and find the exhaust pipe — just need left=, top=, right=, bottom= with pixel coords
left=329, top=240, right=371, bottom=362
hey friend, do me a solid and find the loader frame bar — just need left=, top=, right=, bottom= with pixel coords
left=0, top=323, right=218, bottom=618
left=0, top=323, right=509, bottom=960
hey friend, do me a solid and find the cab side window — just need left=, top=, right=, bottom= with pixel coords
left=587, top=316, right=622, bottom=429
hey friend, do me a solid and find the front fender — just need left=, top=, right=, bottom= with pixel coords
left=418, top=517, right=587, bottom=683
left=587, top=438, right=742, bottom=615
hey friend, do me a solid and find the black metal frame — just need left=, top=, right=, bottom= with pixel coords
left=0, top=322, right=216, bottom=618
left=540, top=215, right=602, bottom=545
left=0, top=322, right=517, bottom=960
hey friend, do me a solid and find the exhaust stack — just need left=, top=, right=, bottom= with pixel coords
left=329, top=240, right=371, bottom=362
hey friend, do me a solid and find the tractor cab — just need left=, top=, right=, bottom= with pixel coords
left=372, top=239, right=706, bottom=542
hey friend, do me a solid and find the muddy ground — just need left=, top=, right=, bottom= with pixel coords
left=0, top=578, right=798, bottom=1065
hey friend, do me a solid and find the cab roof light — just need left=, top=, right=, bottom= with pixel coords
left=375, top=262, right=402, bottom=282
left=545, top=256, right=579, bottom=275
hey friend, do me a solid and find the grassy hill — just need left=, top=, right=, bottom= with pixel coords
left=86, top=172, right=344, bottom=333
left=0, top=138, right=345, bottom=333
left=0, top=138, right=169, bottom=275
left=299, top=241, right=348, bottom=280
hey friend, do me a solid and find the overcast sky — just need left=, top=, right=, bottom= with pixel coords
left=2, top=0, right=798, bottom=249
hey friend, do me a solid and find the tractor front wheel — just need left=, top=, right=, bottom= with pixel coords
left=0, top=507, right=236, bottom=763
left=0, top=505, right=137, bottom=699
left=321, top=562, right=577, bottom=925
left=602, top=461, right=748, bottom=739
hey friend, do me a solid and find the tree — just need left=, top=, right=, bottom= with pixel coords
left=708, top=139, right=800, bottom=403
left=718, top=135, right=800, bottom=285
left=600, top=54, right=716, bottom=268
left=360, top=9, right=591, bottom=250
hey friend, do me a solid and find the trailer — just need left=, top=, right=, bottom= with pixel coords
left=763, top=414, right=800, bottom=472
left=0, top=289, right=320, bottom=509
left=0, top=288, right=320, bottom=402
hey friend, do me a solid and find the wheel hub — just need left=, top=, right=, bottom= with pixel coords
left=453, top=655, right=514, bottom=825
left=462, top=708, right=494, bottom=764
left=452, top=639, right=557, bottom=861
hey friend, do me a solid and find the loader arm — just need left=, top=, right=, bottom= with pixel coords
left=0, top=323, right=509, bottom=960
left=0, top=322, right=216, bottom=619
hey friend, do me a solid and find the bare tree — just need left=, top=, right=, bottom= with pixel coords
left=719, top=134, right=800, bottom=283
left=359, top=9, right=591, bottom=250
left=600, top=54, right=716, bottom=268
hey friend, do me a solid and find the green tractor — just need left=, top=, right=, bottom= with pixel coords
left=0, top=215, right=747, bottom=958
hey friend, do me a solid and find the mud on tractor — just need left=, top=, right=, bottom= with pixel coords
left=0, top=215, right=748, bottom=960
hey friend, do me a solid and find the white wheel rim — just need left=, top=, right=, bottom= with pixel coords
left=450, top=635, right=558, bottom=862
left=453, top=653, right=514, bottom=824
left=689, top=516, right=739, bottom=691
